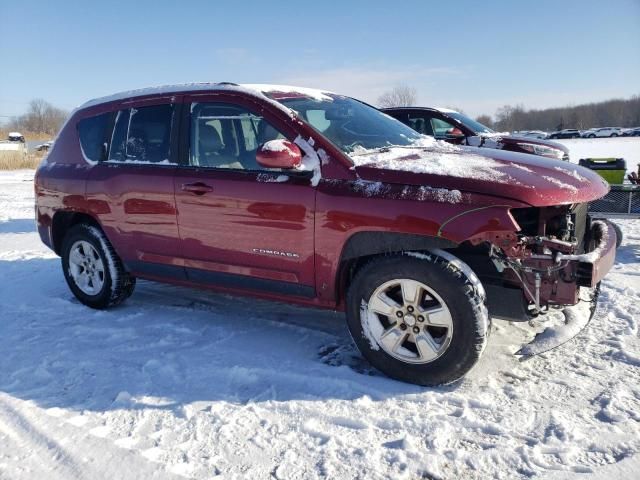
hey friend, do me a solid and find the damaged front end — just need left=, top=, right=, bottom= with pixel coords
left=470, top=203, right=617, bottom=321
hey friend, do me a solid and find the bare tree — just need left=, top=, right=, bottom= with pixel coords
left=8, top=99, right=68, bottom=135
left=475, top=114, right=493, bottom=128
left=377, top=85, right=417, bottom=108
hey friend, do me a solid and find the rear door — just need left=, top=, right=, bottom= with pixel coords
left=85, top=97, right=184, bottom=280
left=173, top=94, right=316, bottom=298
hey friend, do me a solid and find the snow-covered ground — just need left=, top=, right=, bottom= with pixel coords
left=556, top=137, right=640, bottom=173
left=1, top=163, right=639, bottom=479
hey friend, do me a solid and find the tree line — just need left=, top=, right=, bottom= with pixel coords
left=376, top=86, right=639, bottom=132
left=5, top=99, right=69, bottom=136
left=478, top=95, right=640, bottom=132
left=6, top=91, right=640, bottom=137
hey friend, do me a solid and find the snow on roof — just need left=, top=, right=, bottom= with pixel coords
left=80, top=83, right=334, bottom=110
left=434, top=107, right=459, bottom=113
left=242, top=84, right=335, bottom=101
left=80, top=82, right=241, bottom=108
left=8, top=132, right=22, bottom=137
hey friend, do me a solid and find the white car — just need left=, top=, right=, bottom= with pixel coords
left=513, top=130, right=548, bottom=139
left=0, top=132, right=28, bottom=155
left=581, top=127, right=623, bottom=138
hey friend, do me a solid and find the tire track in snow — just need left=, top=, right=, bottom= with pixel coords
left=0, top=393, right=184, bottom=480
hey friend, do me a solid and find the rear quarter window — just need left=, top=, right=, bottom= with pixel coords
left=77, top=112, right=112, bottom=162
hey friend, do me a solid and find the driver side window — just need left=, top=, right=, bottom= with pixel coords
left=190, top=103, right=286, bottom=171
left=430, top=118, right=457, bottom=140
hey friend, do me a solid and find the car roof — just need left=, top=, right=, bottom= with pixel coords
left=80, top=83, right=335, bottom=109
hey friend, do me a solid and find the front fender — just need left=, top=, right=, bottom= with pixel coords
left=437, top=205, right=521, bottom=245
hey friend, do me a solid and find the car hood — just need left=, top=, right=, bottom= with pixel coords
left=499, top=135, right=569, bottom=154
left=351, top=144, right=608, bottom=207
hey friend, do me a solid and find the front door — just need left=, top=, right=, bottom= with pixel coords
left=174, top=97, right=316, bottom=298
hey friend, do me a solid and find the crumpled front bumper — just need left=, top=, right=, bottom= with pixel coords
left=569, top=220, right=617, bottom=288
left=487, top=220, right=617, bottom=321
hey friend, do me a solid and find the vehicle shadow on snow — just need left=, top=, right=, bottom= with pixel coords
left=613, top=242, right=639, bottom=266
left=0, top=257, right=459, bottom=414
left=0, top=218, right=36, bottom=234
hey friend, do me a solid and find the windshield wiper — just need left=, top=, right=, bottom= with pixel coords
left=350, top=144, right=428, bottom=157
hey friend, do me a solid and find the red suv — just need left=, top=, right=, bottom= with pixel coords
left=35, top=83, right=616, bottom=386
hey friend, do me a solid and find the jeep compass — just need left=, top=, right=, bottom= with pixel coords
left=35, top=83, right=616, bottom=386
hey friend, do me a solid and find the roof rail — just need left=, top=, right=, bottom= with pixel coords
left=216, top=82, right=239, bottom=86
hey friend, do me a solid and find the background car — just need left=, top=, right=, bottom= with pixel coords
left=382, top=107, right=569, bottom=161
left=35, top=140, right=54, bottom=151
left=622, top=127, right=640, bottom=137
left=548, top=129, right=581, bottom=139
left=513, top=130, right=548, bottom=139
left=582, top=127, right=623, bottom=138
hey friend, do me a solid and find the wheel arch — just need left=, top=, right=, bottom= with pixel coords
left=334, top=231, right=458, bottom=305
left=51, top=210, right=103, bottom=255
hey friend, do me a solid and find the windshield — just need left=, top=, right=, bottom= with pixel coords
left=446, top=111, right=494, bottom=134
left=274, top=95, right=423, bottom=154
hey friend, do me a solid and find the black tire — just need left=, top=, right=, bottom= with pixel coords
left=61, top=223, right=136, bottom=309
left=346, top=251, right=489, bottom=386
left=611, top=133, right=618, bottom=137
left=588, top=134, right=596, bottom=138
left=611, top=222, right=623, bottom=249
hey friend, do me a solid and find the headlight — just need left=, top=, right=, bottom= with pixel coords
left=518, top=143, right=565, bottom=159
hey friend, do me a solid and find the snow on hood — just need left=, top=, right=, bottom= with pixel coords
left=350, top=137, right=609, bottom=207
left=351, top=138, right=511, bottom=183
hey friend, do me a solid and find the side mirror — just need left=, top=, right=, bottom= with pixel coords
left=256, top=139, right=302, bottom=169
left=445, top=127, right=465, bottom=139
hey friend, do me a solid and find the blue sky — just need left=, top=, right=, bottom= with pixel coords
left=1, top=0, right=639, bottom=119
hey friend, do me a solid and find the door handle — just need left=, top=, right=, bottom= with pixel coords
left=182, top=182, right=213, bottom=195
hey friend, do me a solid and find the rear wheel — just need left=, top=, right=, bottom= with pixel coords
left=61, top=224, right=136, bottom=309
left=346, top=251, right=489, bottom=386
left=588, top=134, right=596, bottom=138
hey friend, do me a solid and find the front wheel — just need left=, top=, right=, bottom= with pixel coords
left=61, top=224, right=136, bottom=309
left=611, top=133, right=618, bottom=137
left=346, top=251, right=489, bottom=386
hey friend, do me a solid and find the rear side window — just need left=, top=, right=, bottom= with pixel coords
left=108, top=104, right=175, bottom=164
left=77, top=112, right=111, bottom=162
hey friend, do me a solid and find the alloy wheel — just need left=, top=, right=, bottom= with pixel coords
left=364, top=279, right=454, bottom=364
